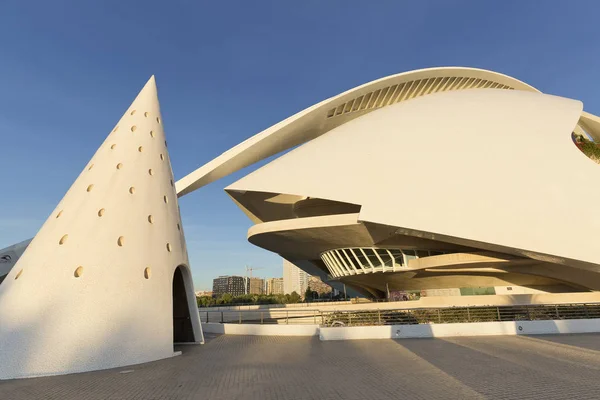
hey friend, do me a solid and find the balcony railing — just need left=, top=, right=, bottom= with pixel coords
left=199, top=302, right=600, bottom=327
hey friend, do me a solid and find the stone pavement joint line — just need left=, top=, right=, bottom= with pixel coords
left=1, top=333, right=600, bottom=400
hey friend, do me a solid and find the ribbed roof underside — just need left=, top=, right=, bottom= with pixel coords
left=327, top=76, right=514, bottom=119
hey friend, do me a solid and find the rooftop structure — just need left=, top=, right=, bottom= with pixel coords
left=178, top=66, right=600, bottom=299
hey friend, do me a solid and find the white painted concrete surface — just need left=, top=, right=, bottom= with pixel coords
left=319, top=319, right=600, bottom=340
left=202, top=323, right=319, bottom=336
left=0, top=77, right=202, bottom=380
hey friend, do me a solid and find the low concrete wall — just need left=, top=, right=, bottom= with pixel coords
left=319, top=318, right=600, bottom=340
left=199, top=301, right=353, bottom=312
left=202, top=323, right=319, bottom=336
left=199, top=293, right=600, bottom=313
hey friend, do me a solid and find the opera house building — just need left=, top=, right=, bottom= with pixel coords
left=178, top=66, right=600, bottom=299
left=1, top=66, right=600, bottom=379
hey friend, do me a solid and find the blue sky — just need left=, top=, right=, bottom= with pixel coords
left=1, top=1, right=599, bottom=290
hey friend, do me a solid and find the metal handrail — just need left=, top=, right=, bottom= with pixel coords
left=199, top=302, right=600, bottom=327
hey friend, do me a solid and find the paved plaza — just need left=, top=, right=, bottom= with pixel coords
left=1, top=333, right=600, bottom=399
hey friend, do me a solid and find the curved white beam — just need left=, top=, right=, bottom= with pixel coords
left=176, top=67, right=539, bottom=196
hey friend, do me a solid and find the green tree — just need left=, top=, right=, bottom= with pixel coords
left=196, top=295, right=215, bottom=308
left=288, top=291, right=301, bottom=303
left=304, top=286, right=312, bottom=302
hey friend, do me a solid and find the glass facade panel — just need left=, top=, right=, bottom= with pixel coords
left=364, top=248, right=382, bottom=268
left=349, top=249, right=368, bottom=269
left=388, top=249, right=404, bottom=266
left=321, top=248, right=455, bottom=275
left=403, top=250, right=417, bottom=265
left=341, top=249, right=361, bottom=270
left=375, top=249, right=393, bottom=267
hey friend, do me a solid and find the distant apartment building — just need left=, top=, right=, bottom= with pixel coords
left=308, top=276, right=333, bottom=295
left=266, top=277, right=284, bottom=295
left=283, top=259, right=309, bottom=295
left=212, top=276, right=248, bottom=297
left=248, top=277, right=265, bottom=295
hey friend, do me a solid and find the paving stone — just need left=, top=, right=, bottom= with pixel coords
left=1, top=333, right=599, bottom=399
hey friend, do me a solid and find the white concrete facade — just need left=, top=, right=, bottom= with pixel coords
left=175, top=66, right=600, bottom=299
left=0, top=77, right=202, bottom=379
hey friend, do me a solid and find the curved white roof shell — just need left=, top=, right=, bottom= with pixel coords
left=226, top=88, right=600, bottom=273
left=176, top=67, right=539, bottom=196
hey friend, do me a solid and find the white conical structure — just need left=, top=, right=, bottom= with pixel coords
left=0, top=77, right=203, bottom=379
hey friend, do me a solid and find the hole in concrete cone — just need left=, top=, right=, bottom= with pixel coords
left=129, top=187, right=135, bottom=194
left=150, top=131, right=154, bottom=138
left=177, top=223, right=180, bottom=231
left=163, top=195, right=168, bottom=204
left=59, top=234, right=68, bottom=245
left=117, top=236, right=125, bottom=247
left=88, top=164, right=94, bottom=171
left=116, top=163, right=123, bottom=170
left=148, top=169, right=153, bottom=176
left=160, top=154, right=164, bottom=161
left=166, top=243, right=171, bottom=252
left=56, top=210, right=63, bottom=218
left=130, top=110, right=136, bottom=115
left=98, top=208, right=105, bottom=217
left=131, top=126, right=137, bottom=132
left=87, top=184, right=94, bottom=192
left=144, top=267, right=151, bottom=279
left=144, top=112, right=149, bottom=117
left=74, top=266, right=83, bottom=278
left=113, top=126, right=119, bottom=132
left=111, top=144, right=116, bottom=150
left=138, top=146, right=143, bottom=152
left=148, top=215, right=153, bottom=224
left=15, top=270, right=23, bottom=280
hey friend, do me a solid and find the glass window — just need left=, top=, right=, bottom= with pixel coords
left=376, top=249, right=393, bottom=267
left=364, top=248, right=382, bottom=267
left=416, top=250, right=430, bottom=258
left=389, top=249, right=404, bottom=266
left=349, top=249, right=368, bottom=268
left=403, top=250, right=417, bottom=265
left=342, top=249, right=361, bottom=270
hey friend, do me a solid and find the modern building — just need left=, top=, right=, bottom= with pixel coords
left=177, top=66, right=600, bottom=301
left=248, top=277, right=265, bottom=295
left=0, top=238, right=31, bottom=284
left=3, top=66, right=600, bottom=379
left=308, top=276, right=333, bottom=296
left=265, top=277, right=284, bottom=295
left=283, top=259, right=309, bottom=296
left=212, top=275, right=248, bottom=297
left=0, top=77, right=203, bottom=380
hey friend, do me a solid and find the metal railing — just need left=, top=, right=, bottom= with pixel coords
left=199, top=302, right=600, bottom=327
left=200, top=309, right=324, bottom=325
